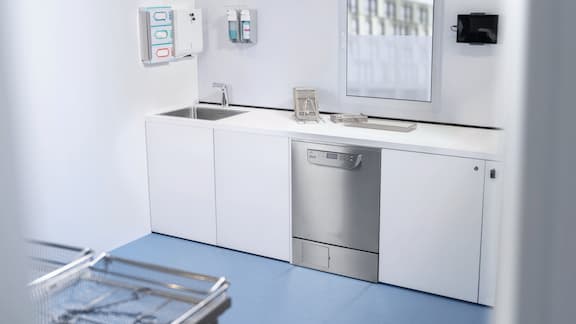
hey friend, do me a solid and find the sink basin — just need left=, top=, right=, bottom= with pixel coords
left=161, top=107, right=246, bottom=121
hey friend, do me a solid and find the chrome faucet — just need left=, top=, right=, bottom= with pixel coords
left=212, top=83, right=229, bottom=108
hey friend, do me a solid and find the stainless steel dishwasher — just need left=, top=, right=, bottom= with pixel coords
left=292, top=141, right=381, bottom=282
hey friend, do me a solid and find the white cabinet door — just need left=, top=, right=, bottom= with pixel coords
left=379, top=150, right=485, bottom=302
left=146, top=121, right=217, bottom=245
left=214, top=130, right=291, bottom=261
left=479, top=161, right=504, bottom=306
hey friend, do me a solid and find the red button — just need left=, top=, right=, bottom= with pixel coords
left=156, top=48, right=171, bottom=58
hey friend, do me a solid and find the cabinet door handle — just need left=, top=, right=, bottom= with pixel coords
left=490, top=169, right=497, bottom=179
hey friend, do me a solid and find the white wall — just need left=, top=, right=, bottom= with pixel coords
left=197, top=0, right=506, bottom=128
left=492, top=0, right=526, bottom=322
left=9, top=0, right=198, bottom=253
left=496, top=0, right=576, bottom=323
left=0, top=2, right=32, bottom=321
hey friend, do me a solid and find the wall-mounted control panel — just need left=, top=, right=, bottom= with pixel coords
left=227, top=9, right=257, bottom=44
left=139, top=6, right=204, bottom=65
left=307, top=150, right=363, bottom=170
left=455, top=13, right=499, bottom=45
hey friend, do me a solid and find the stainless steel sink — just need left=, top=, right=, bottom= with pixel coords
left=161, top=107, right=247, bottom=121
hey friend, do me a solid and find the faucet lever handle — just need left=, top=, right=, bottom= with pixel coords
left=212, top=83, right=229, bottom=107
left=212, top=82, right=227, bottom=89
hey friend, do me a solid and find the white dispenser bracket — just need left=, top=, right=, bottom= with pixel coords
left=174, top=8, right=204, bottom=57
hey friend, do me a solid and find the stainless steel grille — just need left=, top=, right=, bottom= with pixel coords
left=29, top=254, right=230, bottom=324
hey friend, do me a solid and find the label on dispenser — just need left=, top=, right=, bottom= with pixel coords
left=149, top=7, right=173, bottom=26
left=150, top=26, right=173, bottom=45
left=242, top=21, right=251, bottom=40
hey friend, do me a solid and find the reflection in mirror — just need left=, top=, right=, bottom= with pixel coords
left=346, top=0, right=434, bottom=102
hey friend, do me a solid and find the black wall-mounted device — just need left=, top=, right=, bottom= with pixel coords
left=456, top=13, right=499, bottom=45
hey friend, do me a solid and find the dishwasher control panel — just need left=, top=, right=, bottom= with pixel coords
left=307, top=149, right=362, bottom=170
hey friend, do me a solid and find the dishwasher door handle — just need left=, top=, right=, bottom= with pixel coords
left=307, top=149, right=363, bottom=170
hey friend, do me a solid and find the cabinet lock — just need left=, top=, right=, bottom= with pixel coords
left=490, top=169, right=497, bottom=179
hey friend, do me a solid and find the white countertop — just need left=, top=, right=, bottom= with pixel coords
left=146, top=104, right=503, bottom=161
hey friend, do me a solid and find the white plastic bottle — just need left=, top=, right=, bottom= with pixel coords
left=227, top=9, right=240, bottom=42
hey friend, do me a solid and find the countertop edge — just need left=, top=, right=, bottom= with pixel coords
left=145, top=107, right=503, bottom=162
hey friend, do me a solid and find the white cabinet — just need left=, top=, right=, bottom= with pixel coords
left=479, top=161, right=504, bottom=306
left=146, top=121, right=217, bottom=245
left=379, top=150, right=485, bottom=302
left=214, top=130, right=291, bottom=261
left=144, top=116, right=502, bottom=304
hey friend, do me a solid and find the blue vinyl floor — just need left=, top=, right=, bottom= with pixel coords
left=112, top=234, right=492, bottom=324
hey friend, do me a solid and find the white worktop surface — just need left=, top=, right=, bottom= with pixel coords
left=146, top=104, right=503, bottom=161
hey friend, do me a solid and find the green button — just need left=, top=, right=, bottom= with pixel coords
left=155, top=30, right=168, bottom=39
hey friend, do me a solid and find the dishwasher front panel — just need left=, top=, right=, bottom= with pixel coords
left=292, top=141, right=381, bottom=254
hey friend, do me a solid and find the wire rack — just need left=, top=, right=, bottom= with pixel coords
left=293, top=88, right=321, bottom=123
left=27, top=240, right=94, bottom=287
left=330, top=113, right=369, bottom=124
left=29, top=253, right=230, bottom=324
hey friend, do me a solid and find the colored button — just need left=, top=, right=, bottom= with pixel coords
left=156, top=48, right=171, bottom=58
left=153, top=12, right=168, bottom=21
left=155, top=30, right=169, bottom=39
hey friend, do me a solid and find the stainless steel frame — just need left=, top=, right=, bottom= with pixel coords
left=30, top=253, right=230, bottom=324
left=27, top=240, right=94, bottom=287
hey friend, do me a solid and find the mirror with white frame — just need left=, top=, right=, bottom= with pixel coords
left=346, top=0, right=434, bottom=102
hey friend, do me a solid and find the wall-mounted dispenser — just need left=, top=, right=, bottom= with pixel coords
left=140, top=6, right=204, bottom=65
left=240, top=9, right=257, bottom=44
left=139, top=7, right=175, bottom=64
left=227, top=9, right=240, bottom=42
left=227, top=9, right=257, bottom=44
left=174, top=8, right=204, bottom=57
left=453, top=13, right=499, bottom=45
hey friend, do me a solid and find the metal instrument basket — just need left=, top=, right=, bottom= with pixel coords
left=27, top=240, right=94, bottom=287
left=293, top=88, right=321, bottom=122
left=29, top=253, right=230, bottom=324
left=330, top=113, right=369, bottom=124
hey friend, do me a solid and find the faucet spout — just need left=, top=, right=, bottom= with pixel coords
left=212, top=83, right=229, bottom=108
